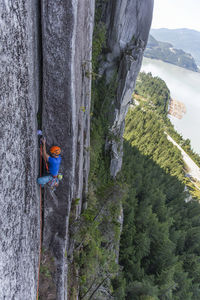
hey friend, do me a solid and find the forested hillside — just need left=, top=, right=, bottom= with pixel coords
left=145, top=35, right=199, bottom=72
left=114, top=73, right=200, bottom=299
left=135, top=72, right=200, bottom=168
left=134, top=72, right=170, bottom=114
left=70, top=60, right=200, bottom=298
left=151, top=28, right=200, bottom=65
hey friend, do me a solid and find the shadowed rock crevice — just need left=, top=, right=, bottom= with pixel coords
left=37, top=0, right=44, bottom=131
left=41, top=1, right=95, bottom=298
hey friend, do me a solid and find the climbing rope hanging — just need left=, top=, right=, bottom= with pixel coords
left=44, top=148, right=49, bottom=173
left=36, top=143, right=43, bottom=300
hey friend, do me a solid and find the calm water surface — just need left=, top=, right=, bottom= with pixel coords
left=141, top=57, right=200, bottom=154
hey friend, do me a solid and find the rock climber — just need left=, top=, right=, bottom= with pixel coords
left=37, top=137, right=62, bottom=188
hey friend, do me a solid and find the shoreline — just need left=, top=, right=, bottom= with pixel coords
left=168, top=98, right=186, bottom=119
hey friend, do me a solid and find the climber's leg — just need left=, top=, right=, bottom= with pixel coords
left=37, top=175, right=53, bottom=187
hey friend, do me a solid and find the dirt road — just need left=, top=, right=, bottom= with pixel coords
left=166, top=134, right=200, bottom=182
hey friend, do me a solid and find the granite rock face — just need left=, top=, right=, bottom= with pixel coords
left=0, top=0, right=153, bottom=298
left=101, top=0, right=154, bottom=177
left=0, top=1, right=40, bottom=299
left=41, top=0, right=94, bottom=298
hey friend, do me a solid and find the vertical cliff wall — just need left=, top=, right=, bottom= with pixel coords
left=41, top=0, right=95, bottom=298
left=0, top=1, right=40, bottom=299
left=0, top=0, right=153, bottom=298
left=101, top=0, right=154, bottom=177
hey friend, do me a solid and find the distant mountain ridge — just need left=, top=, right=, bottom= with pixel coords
left=151, top=28, right=200, bottom=65
left=144, top=34, right=199, bottom=72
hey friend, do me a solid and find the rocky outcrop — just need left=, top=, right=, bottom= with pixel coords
left=100, top=0, right=154, bottom=177
left=0, top=1, right=40, bottom=299
left=41, top=0, right=95, bottom=298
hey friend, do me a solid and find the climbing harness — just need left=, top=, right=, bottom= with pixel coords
left=48, top=176, right=59, bottom=189
left=48, top=173, right=63, bottom=192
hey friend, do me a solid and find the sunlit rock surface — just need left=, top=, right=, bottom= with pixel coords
left=41, top=0, right=95, bottom=298
left=0, top=1, right=40, bottom=299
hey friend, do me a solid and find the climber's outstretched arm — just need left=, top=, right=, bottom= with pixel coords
left=41, top=138, right=50, bottom=161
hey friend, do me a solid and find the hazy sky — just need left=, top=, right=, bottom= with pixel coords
left=152, top=0, right=200, bottom=32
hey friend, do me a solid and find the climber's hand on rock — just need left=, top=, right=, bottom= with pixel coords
left=41, top=137, right=46, bottom=145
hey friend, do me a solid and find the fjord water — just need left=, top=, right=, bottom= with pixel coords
left=141, top=57, right=200, bottom=154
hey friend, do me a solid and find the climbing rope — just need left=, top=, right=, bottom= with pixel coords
left=44, top=148, right=49, bottom=173
left=36, top=143, right=43, bottom=300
